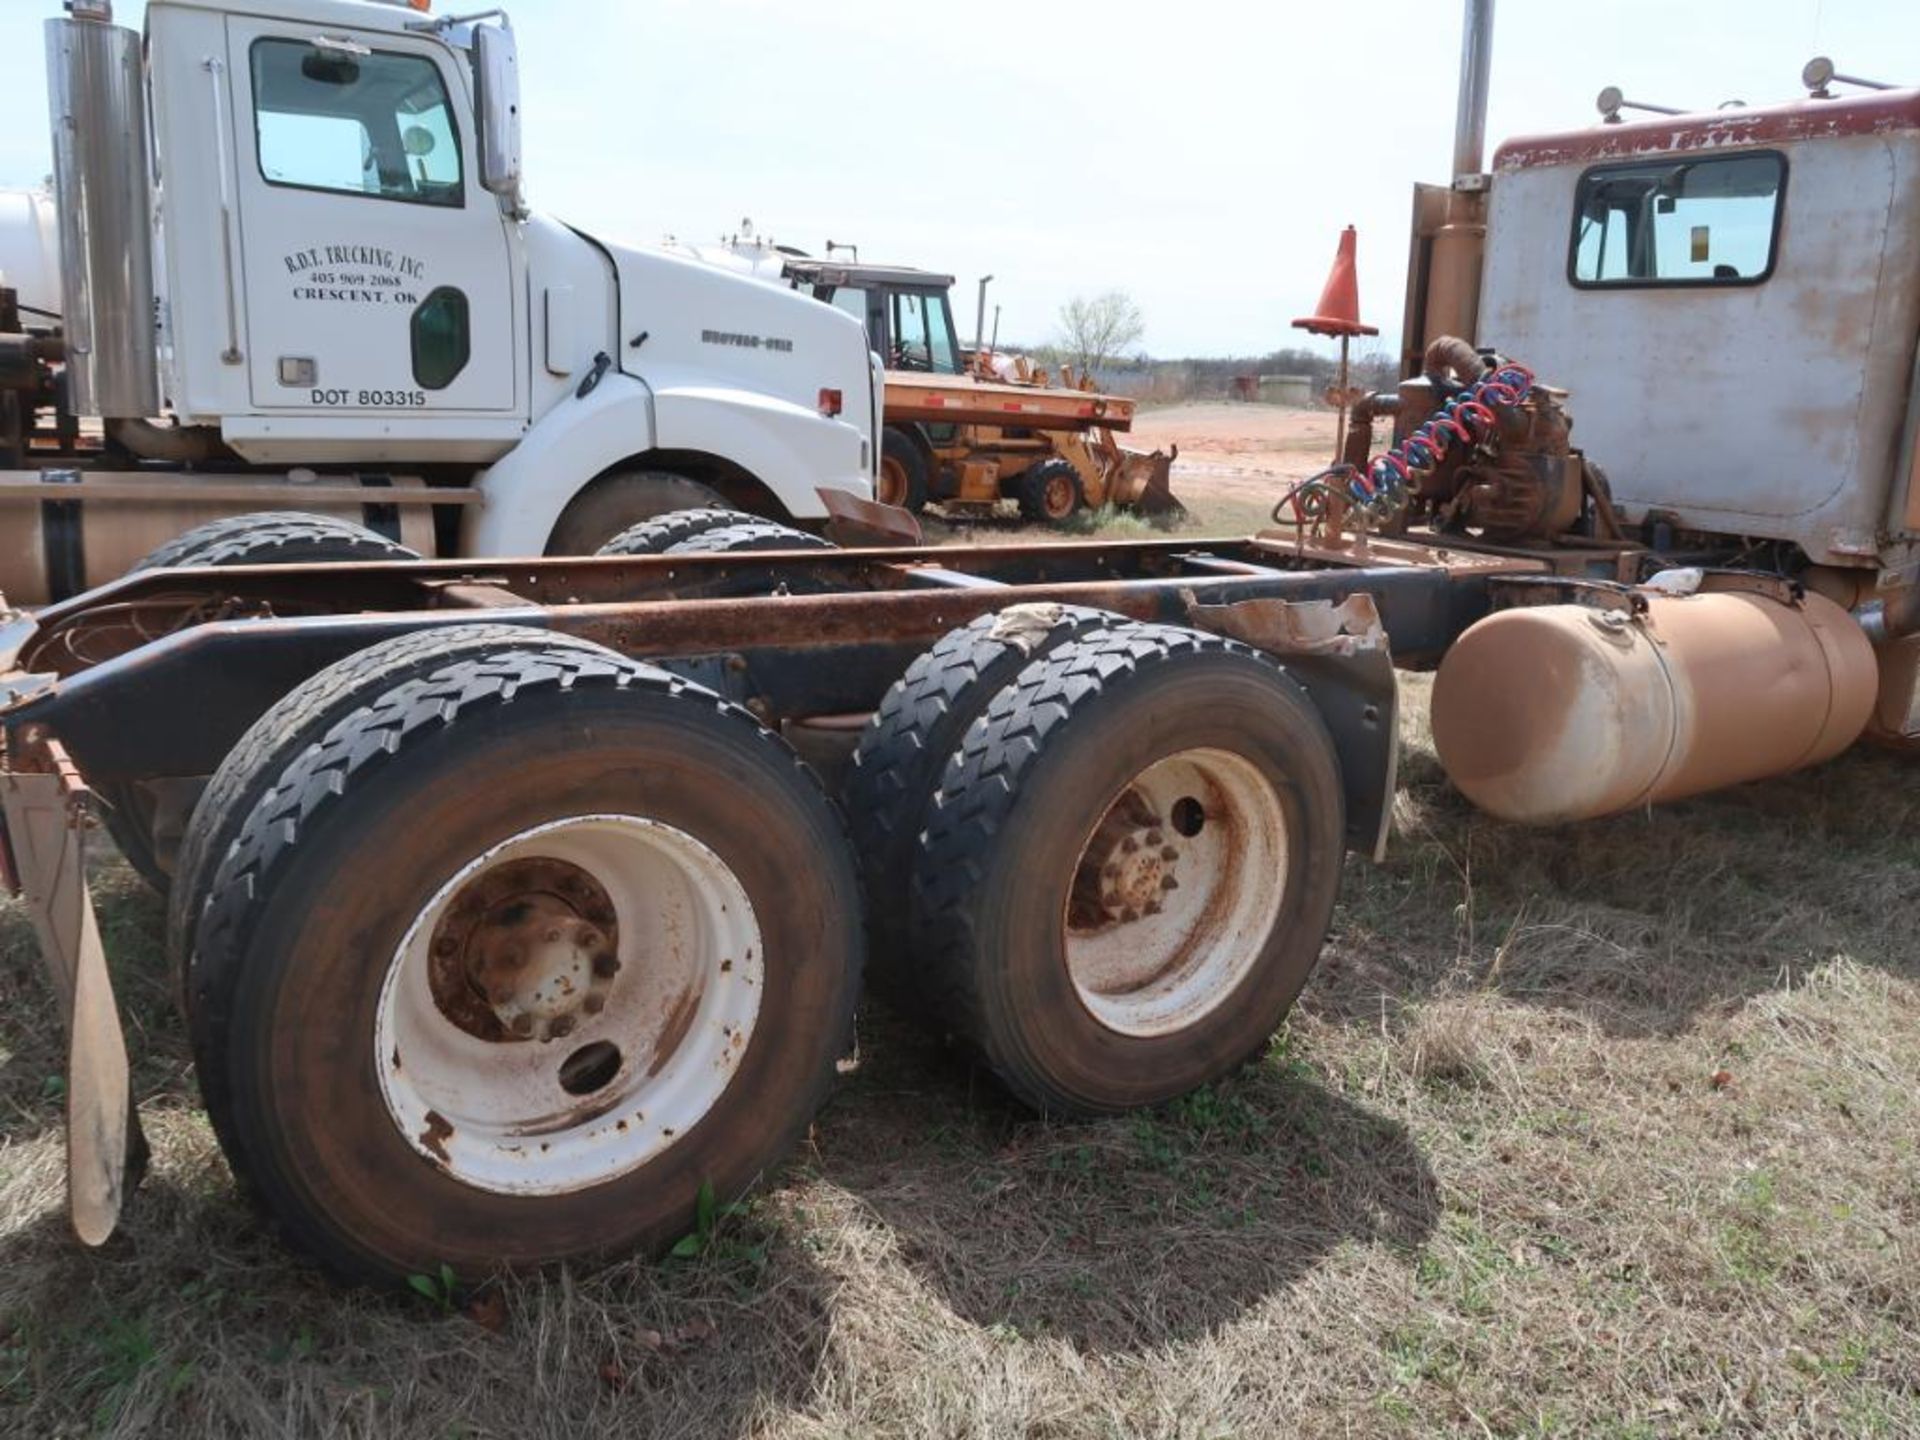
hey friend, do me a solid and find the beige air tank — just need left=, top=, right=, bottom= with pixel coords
left=1431, top=586, right=1877, bottom=825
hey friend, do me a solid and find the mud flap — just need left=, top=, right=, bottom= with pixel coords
left=1, top=766, right=140, bottom=1245
left=817, top=486, right=924, bottom=547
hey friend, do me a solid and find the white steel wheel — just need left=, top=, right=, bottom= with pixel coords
left=1062, top=747, right=1289, bottom=1038
left=377, top=814, right=763, bottom=1195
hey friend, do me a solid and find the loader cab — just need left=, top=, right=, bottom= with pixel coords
left=143, top=1, right=526, bottom=457
left=783, top=261, right=962, bottom=374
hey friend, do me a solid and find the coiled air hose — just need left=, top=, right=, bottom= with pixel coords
left=1272, top=361, right=1536, bottom=527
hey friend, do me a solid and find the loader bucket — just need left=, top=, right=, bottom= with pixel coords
left=1110, top=442, right=1185, bottom=522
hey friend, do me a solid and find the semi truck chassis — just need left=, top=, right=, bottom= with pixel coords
left=0, top=521, right=1642, bottom=1280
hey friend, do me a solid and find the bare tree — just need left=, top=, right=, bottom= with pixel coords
left=1054, top=291, right=1145, bottom=378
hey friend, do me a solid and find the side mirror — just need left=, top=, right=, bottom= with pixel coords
left=474, top=23, right=522, bottom=207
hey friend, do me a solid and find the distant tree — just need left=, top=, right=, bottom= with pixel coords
left=1054, top=291, right=1145, bottom=378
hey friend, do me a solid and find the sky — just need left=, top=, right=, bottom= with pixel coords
left=2, top=0, right=1916, bottom=360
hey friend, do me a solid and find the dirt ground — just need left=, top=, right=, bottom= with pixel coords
left=1, top=409, right=1916, bottom=1436
left=1129, top=401, right=1342, bottom=502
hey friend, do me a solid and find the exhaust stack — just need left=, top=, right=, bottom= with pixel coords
left=1452, top=0, right=1494, bottom=182
left=46, top=7, right=159, bottom=418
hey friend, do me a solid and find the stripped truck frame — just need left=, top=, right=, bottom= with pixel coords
left=1, top=0, right=1914, bottom=1286
left=0, top=516, right=1634, bottom=1280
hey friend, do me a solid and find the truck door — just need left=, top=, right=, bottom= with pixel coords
left=225, top=20, right=516, bottom=420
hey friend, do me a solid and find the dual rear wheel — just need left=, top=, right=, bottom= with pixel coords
left=852, top=618, right=1344, bottom=1114
left=157, top=509, right=1345, bottom=1284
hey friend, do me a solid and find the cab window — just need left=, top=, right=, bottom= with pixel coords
left=926, top=295, right=959, bottom=373
left=890, top=291, right=961, bottom=373
left=1570, top=152, right=1784, bottom=287
left=829, top=286, right=868, bottom=325
left=891, top=292, right=933, bottom=370
left=251, top=38, right=463, bottom=207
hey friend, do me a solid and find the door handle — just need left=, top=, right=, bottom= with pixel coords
left=203, top=56, right=243, bottom=365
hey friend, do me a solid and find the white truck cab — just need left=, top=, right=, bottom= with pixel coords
left=2, top=0, right=877, bottom=601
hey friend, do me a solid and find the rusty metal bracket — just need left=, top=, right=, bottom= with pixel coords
left=1182, top=592, right=1399, bottom=862
left=1181, top=591, right=1387, bottom=658
left=817, top=487, right=923, bottom=548
left=0, top=739, right=140, bottom=1247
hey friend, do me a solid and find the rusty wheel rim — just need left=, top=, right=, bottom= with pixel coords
left=376, top=815, right=762, bottom=1195
left=877, top=455, right=911, bottom=508
left=1062, top=748, right=1287, bottom=1037
left=1042, top=470, right=1077, bottom=519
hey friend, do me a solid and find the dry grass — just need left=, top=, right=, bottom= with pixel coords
left=2, top=678, right=1917, bottom=1437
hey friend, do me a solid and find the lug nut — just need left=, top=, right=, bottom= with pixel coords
left=510, top=1014, right=534, bottom=1037
left=1162, top=875, right=1179, bottom=890
left=1161, top=846, right=1179, bottom=861
left=1146, top=830, right=1164, bottom=846
left=592, top=952, right=621, bottom=978
left=584, top=994, right=606, bottom=1015
left=1121, top=837, right=1138, bottom=853
left=549, top=1015, right=576, bottom=1040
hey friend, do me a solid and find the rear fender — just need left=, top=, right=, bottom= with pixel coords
left=1184, top=592, right=1399, bottom=860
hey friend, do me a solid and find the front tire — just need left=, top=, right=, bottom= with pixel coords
left=189, top=644, right=863, bottom=1284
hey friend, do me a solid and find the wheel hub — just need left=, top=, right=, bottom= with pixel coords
left=380, top=815, right=765, bottom=1196
left=1069, top=790, right=1192, bottom=927
left=427, top=858, right=621, bottom=1043
left=1060, top=748, right=1286, bottom=1038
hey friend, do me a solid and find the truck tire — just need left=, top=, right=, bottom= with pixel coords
left=663, top=521, right=838, bottom=597
left=1015, top=458, right=1085, bottom=524
left=842, top=604, right=1123, bottom=999
left=166, top=624, right=610, bottom=1004
left=878, top=428, right=930, bottom=513
left=188, top=643, right=863, bottom=1284
left=546, top=470, right=734, bottom=556
left=665, top=520, right=835, bottom=555
left=595, top=507, right=744, bottom=557
left=908, top=624, right=1344, bottom=1115
left=132, top=511, right=417, bottom=571
left=102, top=513, right=422, bottom=893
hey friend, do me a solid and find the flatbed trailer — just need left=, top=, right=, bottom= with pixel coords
left=880, top=371, right=1137, bottom=433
